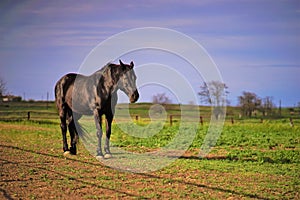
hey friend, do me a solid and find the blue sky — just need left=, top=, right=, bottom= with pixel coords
left=0, top=0, right=299, bottom=106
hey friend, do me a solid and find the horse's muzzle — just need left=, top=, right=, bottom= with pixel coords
left=130, top=90, right=139, bottom=103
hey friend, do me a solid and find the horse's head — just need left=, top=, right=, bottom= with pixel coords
left=118, top=60, right=139, bottom=103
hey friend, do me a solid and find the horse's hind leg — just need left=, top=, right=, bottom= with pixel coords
left=69, top=120, right=78, bottom=155
left=68, top=115, right=78, bottom=155
left=59, top=106, right=69, bottom=153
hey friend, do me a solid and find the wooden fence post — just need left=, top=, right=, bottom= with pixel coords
left=200, top=116, right=203, bottom=125
left=170, top=115, right=173, bottom=126
left=135, top=115, right=139, bottom=121
left=231, top=117, right=234, bottom=125
left=290, top=117, right=294, bottom=127
left=27, top=111, right=30, bottom=120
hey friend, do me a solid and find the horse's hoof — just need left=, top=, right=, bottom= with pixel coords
left=104, top=154, right=112, bottom=159
left=96, top=155, right=104, bottom=161
left=70, top=147, right=77, bottom=155
left=63, top=151, right=71, bottom=157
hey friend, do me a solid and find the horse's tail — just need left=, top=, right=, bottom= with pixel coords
left=73, top=116, right=91, bottom=144
left=74, top=120, right=85, bottom=143
left=74, top=120, right=98, bottom=156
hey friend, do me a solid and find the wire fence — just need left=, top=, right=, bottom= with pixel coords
left=0, top=111, right=58, bottom=122
left=0, top=110, right=298, bottom=127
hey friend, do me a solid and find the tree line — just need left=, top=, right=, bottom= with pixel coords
left=153, top=81, right=299, bottom=118
left=198, top=81, right=283, bottom=117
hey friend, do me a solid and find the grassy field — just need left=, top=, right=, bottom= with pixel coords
left=0, top=102, right=299, bottom=199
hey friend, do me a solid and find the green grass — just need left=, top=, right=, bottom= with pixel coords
left=108, top=123, right=300, bottom=171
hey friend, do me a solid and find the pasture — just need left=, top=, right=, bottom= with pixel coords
left=0, top=102, right=299, bottom=199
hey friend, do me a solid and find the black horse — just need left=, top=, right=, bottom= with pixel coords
left=55, top=60, right=139, bottom=159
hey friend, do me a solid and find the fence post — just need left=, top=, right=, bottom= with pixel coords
left=27, top=111, right=30, bottom=120
left=290, top=117, right=294, bottom=127
left=200, top=116, right=203, bottom=125
left=170, top=115, right=173, bottom=126
left=231, top=117, right=234, bottom=125
left=135, top=115, right=139, bottom=121
left=260, top=118, right=263, bottom=123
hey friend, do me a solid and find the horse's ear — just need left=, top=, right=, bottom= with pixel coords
left=119, top=59, right=124, bottom=66
left=130, top=61, right=134, bottom=69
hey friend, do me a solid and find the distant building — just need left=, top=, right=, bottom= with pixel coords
left=0, top=95, right=22, bottom=102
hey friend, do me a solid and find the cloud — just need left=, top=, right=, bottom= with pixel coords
left=2, top=0, right=299, bottom=53
left=241, top=64, right=300, bottom=68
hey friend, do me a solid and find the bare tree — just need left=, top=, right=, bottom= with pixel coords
left=198, top=81, right=229, bottom=106
left=0, top=77, right=7, bottom=96
left=199, top=81, right=229, bottom=119
left=238, top=91, right=261, bottom=117
left=152, top=93, right=172, bottom=105
left=260, top=96, right=275, bottom=116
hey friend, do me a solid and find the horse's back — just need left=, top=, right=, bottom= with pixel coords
left=55, top=73, right=94, bottom=115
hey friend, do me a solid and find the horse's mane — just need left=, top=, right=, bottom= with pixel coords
left=96, top=62, right=118, bottom=73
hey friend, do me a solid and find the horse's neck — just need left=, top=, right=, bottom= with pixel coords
left=94, top=66, right=121, bottom=94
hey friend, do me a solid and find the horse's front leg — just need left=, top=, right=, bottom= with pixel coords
left=94, top=110, right=104, bottom=160
left=104, top=115, right=113, bottom=158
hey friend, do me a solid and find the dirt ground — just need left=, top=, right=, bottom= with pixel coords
left=2, top=142, right=297, bottom=200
